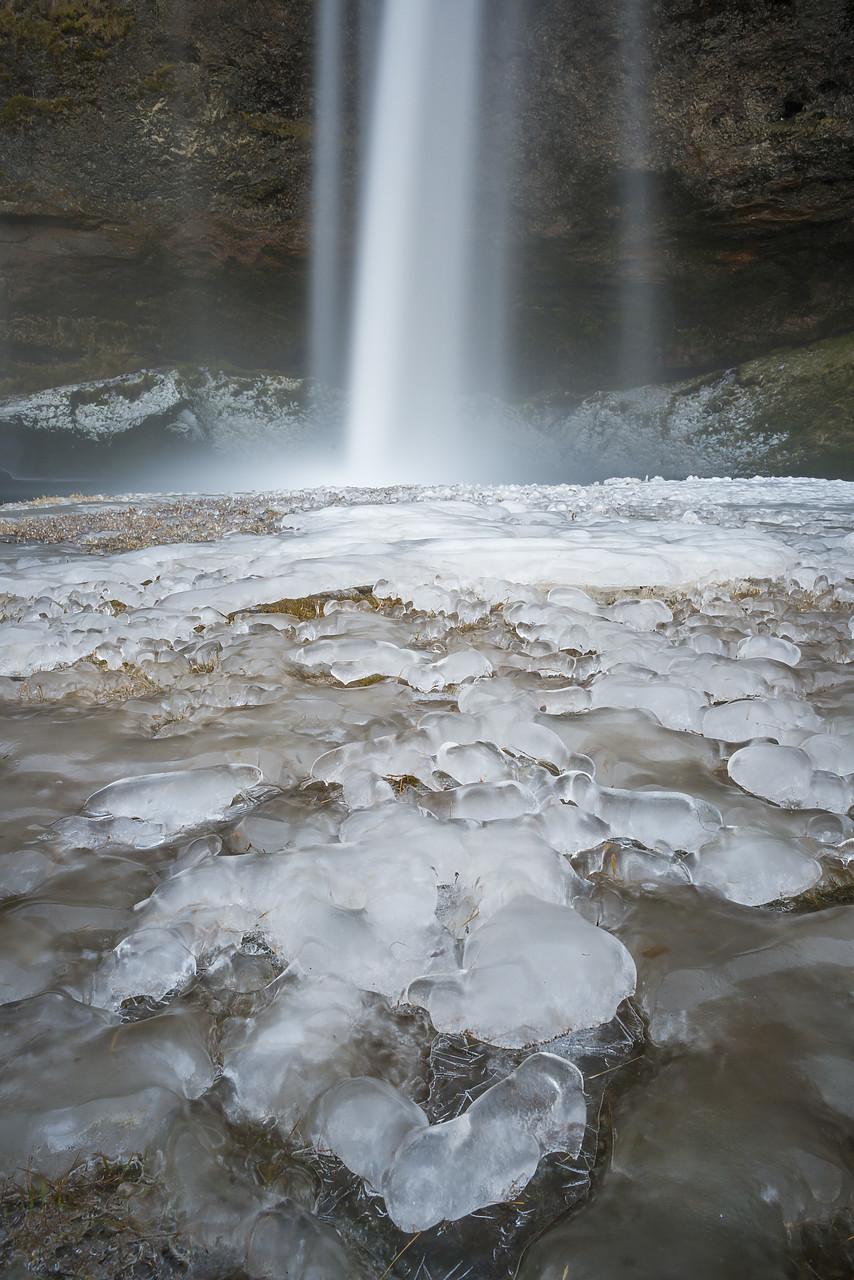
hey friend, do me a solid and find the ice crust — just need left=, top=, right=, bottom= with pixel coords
left=310, top=1052, right=586, bottom=1231
left=3, top=478, right=854, bottom=1275
left=408, top=897, right=637, bottom=1047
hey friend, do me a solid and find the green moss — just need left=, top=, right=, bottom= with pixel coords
left=1, top=92, right=68, bottom=122
left=0, top=0, right=133, bottom=106
left=144, top=61, right=187, bottom=96
left=238, top=110, right=313, bottom=143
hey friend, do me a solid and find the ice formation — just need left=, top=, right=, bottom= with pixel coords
left=310, top=1053, right=585, bottom=1231
left=1, top=477, right=854, bottom=1276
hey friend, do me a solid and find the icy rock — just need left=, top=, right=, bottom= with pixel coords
left=0, top=994, right=212, bottom=1180
left=429, top=818, right=573, bottom=928
left=402, top=646, right=492, bottom=692
left=133, top=835, right=443, bottom=998
left=311, top=1053, right=586, bottom=1232
left=492, top=719, right=576, bottom=770
left=456, top=677, right=542, bottom=718
left=436, top=740, right=515, bottom=784
left=312, top=732, right=435, bottom=789
left=295, top=636, right=420, bottom=683
left=607, top=845, right=693, bottom=889
left=309, top=1077, right=428, bottom=1191
left=689, top=831, right=822, bottom=906
left=408, top=896, right=636, bottom=1047
left=589, top=673, right=707, bottom=732
left=419, top=780, right=539, bottom=822
left=669, top=653, right=775, bottom=703
left=702, top=697, right=821, bottom=745
left=87, top=925, right=198, bottom=1009
left=559, top=772, right=721, bottom=853
left=547, top=586, right=601, bottom=614
left=246, top=1203, right=365, bottom=1280
left=160, top=1104, right=269, bottom=1253
left=608, top=597, right=673, bottom=630
left=221, top=977, right=386, bottom=1135
left=537, top=799, right=611, bottom=855
left=78, top=764, right=269, bottom=846
left=736, top=634, right=801, bottom=666
left=0, top=847, right=55, bottom=898
left=728, top=742, right=853, bottom=812
left=801, top=733, right=854, bottom=776
left=536, top=685, right=593, bottom=714
left=801, top=1055, right=854, bottom=1121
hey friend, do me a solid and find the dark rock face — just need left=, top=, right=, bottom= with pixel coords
left=0, top=0, right=316, bottom=395
left=0, top=0, right=852, bottom=399
left=513, top=0, right=854, bottom=389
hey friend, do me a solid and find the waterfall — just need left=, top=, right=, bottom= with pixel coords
left=618, top=0, right=658, bottom=387
left=310, top=0, right=345, bottom=389
left=328, top=0, right=487, bottom=484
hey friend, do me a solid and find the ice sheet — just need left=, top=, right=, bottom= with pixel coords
left=2, top=477, right=854, bottom=1277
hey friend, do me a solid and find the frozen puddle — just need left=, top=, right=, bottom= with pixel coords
left=1, top=478, right=854, bottom=1278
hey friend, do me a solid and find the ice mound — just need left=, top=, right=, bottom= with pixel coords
left=0, top=993, right=212, bottom=1180
left=221, top=974, right=427, bottom=1137
left=736, top=633, right=801, bottom=665
left=801, top=732, right=854, bottom=775
left=295, top=635, right=421, bottom=683
left=419, top=779, right=539, bottom=821
left=690, top=830, right=822, bottom=906
left=87, top=924, right=199, bottom=1008
left=408, top=896, right=637, bottom=1047
left=560, top=771, right=722, bottom=853
left=436, top=739, right=515, bottom=784
left=246, top=1202, right=366, bottom=1279
left=702, top=696, right=821, bottom=745
left=728, top=743, right=853, bottom=812
left=608, top=597, right=673, bottom=630
left=590, top=672, right=707, bottom=732
left=104, top=829, right=446, bottom=1000
left=310, top=1052, right=585, bottom=1231
left=54, top=764, right=271, bottom=849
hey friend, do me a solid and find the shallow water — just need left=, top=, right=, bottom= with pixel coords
left=1, top=479, right=854, bottom=1279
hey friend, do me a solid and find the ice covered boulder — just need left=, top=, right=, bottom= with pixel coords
left=310, top=1052, right=586, bottom=1232
left=537, top=799, right=610, bottom=855
left=728, top=743, right=854, bottom=812
left=690, top=830, right=822, bottom=906
left=407, top=896, right=636, bottom=1047
left=419, top=780, right=539, bottom=822
left=87, top=924, right=198, bottom=1008
left=246, top=1203, right=366, bottom=1280
left=436, top=740, right=515, bottom=784
left=608, top=597, right=673, bottom=630
left=309, top=1077, right=428, bottom=1192
left=0, top=993, right=212, bottom=1180
left=589, top=672, right=707, bottom=733
left=559, top=772, right=721, bottom=854
left=702, top=697, right=821, bottom=745
left=736, top=634, right=801, bottom=666
left=402, top=646, right=493, bottom=692
left=547, top=586, right=601, bottom=614
left=801, top=733, right=854, bottom=776
left=294, top=636, right=420, bottom=684
left=222, top=975, right=428, bottom=1139
left=57, top=764, right=272, bottom=849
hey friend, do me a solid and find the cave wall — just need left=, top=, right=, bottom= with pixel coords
left=0, top=0, right=851, bottom=397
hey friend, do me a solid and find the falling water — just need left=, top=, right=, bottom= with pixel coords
left=344, top=0, right=484, bottom=483
left=618, top=0, right=658, bottom=387
left=310, top=0, right=345, bottom=388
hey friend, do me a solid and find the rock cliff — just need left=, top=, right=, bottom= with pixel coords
left=0, top=0, right=851, bottom=404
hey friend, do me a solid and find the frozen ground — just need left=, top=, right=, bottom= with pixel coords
left=1, top=477, right=854, bottom=1278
